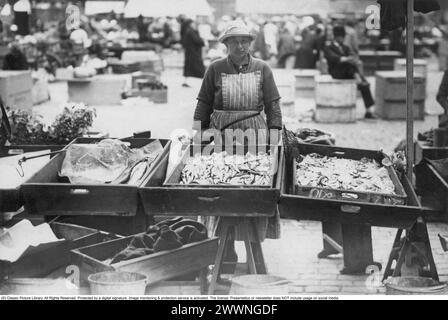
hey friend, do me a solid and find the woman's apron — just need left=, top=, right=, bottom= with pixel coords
left=200, top=71, right=281, bottom=242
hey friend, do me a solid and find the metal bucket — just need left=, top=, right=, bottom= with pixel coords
left=5, top=278, right=77, bottom=295
left=88, top=271, right=148, bottom=295
left=230, top=275, right=290, bottom=295
left=384, top=277, right=448, bottom=295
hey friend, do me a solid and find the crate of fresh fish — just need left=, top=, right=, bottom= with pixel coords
left=278, top=143, right=435, bottom=229
left=21, top=137, right=171, bottom=216
left=293, top=151, right=406, bottom=205
left=138, top=144, right=283, bottom=216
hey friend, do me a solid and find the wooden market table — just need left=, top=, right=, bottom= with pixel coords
left=139, top=144, right=284, bottom=294
left=279, top=143, right=442, bottom=277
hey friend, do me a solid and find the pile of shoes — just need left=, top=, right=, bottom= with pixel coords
left=109, top=217, right=207, bottom=264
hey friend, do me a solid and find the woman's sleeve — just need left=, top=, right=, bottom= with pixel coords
left=262, top=64, right=282, bottom=129
left=194, top=65, right=215, bottom=129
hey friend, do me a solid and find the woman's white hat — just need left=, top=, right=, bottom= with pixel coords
left=218, top=21, right=255, bottom=43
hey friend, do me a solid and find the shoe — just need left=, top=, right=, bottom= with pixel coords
left=182, top=83, right=191, bottom=88
left=365, top=111, right=378, bottom=119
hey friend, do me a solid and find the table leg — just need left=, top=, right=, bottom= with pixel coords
left=340, top=224, right=381, bottom=275
left=318, top=222, right=343, bottom=259
left=208, top=220, right=230, bottom=295
left=383, top=229, right=404, bottom=281
left=250, top=219, right=267, bottom=274
left=199, top=267, right=209, bottom=295
left=244, top=238, right=257, bottom=274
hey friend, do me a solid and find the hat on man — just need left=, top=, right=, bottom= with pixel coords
left=218, top=21, right=256, bottom=43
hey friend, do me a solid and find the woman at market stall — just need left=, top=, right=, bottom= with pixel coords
left=192, top=21, right=282, bottom=272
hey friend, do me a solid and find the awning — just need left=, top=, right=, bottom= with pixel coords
left=85, top=1, right=125, bottom=15
left=124, top=0, right=213, bottom=18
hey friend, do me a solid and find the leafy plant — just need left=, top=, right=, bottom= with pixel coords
left=7, top=104, right=96, bottom=145
left=49, top=103, right=97, bottom=145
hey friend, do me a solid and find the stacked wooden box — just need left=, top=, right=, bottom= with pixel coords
left=359, top=50, right=403, bottom=76
left=314, top=75, right=357, bottom=123
left=375, top=71, right=426, bottom=120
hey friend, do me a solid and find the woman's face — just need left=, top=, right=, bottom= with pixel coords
left=225, top=36, right=252, bottom=58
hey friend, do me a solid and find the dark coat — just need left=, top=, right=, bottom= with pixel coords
left=323, top=41, right=358, bottom=79
left=182, top=26, right=205, bottom=78
left=295, top=29, right=318, bottom=69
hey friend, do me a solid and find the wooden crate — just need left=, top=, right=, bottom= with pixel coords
left=67, top=76, right=128, bottom=105
left=294, top=69, right=320, bottom=98
left=70, top=236, right=219, bottom=284
left=32, top=78, right=50, bottom=105
left=129, top=88, right=168, bottom=104
left=415, top=160, right=447, bottom=217
left=21, top=138, right=171, bottom=217
left=293, top=157, right=407, bottom=205
left=394, top=58, right=428, bottom=77
left=139, top=144, right=283, bottom=217
left=278, top=143, right=439, bottom=229
left=0, top=222, right=121, bottom=279
left=315, top=76, right=357, bottom=107
left=131, top=71, right=160, bottom=88
left=315, top=105, right=356, bottom=123
left=415, top=140, right=448, bottom=164
left=375, top=71, right=426, bottom=101
left=375, top=100, right=425, bottom=120
left=376, top=51, right=403, bottom=71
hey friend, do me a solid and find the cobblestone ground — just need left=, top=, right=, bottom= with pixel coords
left=30, top=53, right=448, bottom=296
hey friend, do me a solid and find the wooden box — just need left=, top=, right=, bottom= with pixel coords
left=375, top=71, right=426, bottom=101
left=0, top=71, right=33, bottom=111
left=278, top=143, right=437, bottom=229
left=129, top=88, right=168, bottom=104
left=315, top=105, right=356, bottom=123
left=376, top=51, right=403, bottom=70
left=139, top=144, right=283, bottom=217
left=359, top=50, right=377, bottom=76
left=0, top=222, right=121, bottom=279
left=293, top=153, right=407, bottom=205
left=21, top=138, right=171, bottom=217
left=376, top=100, right=425, bottom=120
left=71, top=236, right=219, bottom=284
left=415, top=160, right=448, bottom=217
left=32, top=78, right=50, bottom=105
left=131, top=71, right=160, bottom=88
left=315, top=76, right=357, bottom=107
left=415, top=140, right=448, bottom=164
left=294, top=69, right=320, bottom=98
left=394, top=58, right=428, bottom=77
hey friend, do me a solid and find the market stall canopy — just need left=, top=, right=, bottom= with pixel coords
left=235, top=0, right=377, bottom=16
left=124, top=0, right=213, bottom=18
left=85, top=1, right=125, bottom=15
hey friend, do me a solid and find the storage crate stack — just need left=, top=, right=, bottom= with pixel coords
left=375, top=71, right=426, bottom=120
